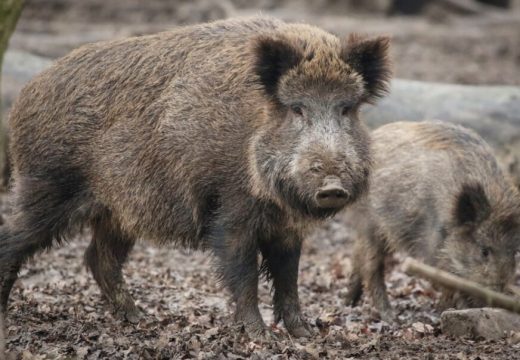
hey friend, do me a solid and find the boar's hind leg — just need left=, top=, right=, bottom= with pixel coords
left=0, top=227, right=31, bottom=314
left=260, top=238, right=313, bottom=338
left=0, top=173, right=87, bottom=313
left=85, top=215, right=140, bottom=324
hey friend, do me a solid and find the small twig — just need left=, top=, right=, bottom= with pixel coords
left=402, top=257, right=520, bottom=315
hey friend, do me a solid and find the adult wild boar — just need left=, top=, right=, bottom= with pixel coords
left=345, top=121, right=520, bottom=322
left=0, top=17, right=391, bottom=338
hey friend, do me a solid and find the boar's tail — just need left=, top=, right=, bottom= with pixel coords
left=0, top=224, right=52, bottom=318
left=0, top=224, right=54, bottom=276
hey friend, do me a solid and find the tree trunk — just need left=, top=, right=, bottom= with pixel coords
left=0, top=0, right=24, bottom=191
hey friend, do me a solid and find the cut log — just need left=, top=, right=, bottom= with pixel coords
left=1, top=50, right=52, bottom=112
left=363, top=79, right=520, bottom=186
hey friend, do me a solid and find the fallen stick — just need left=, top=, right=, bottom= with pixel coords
left=402, top=257, right=520, bottom=315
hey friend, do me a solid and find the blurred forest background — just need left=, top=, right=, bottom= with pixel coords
left=1, top=0, right=520, bottom=358
left=9, top=0, right=520, bottom=84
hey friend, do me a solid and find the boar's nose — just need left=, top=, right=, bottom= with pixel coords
left=315, top=177, right=349, bottom=209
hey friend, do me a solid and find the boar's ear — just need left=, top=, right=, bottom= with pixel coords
left=341, top=34, right=392, bottom=103
left=498, top=214, right=519, bottom=235
left=254, top=36, right=302, bottom=98
left=454, top=183, right=491, bottom=226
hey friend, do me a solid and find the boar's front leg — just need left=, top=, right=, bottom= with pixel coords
left=344, top=239, right=364, bottom=307
left=361, top=227, right=395, bottom=322
left=260, top=236, right=313, bottom=338
left=211, top=227, right=269, bottom=339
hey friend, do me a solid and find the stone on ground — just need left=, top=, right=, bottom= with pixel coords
left=441, top=307, right=520, bottom=340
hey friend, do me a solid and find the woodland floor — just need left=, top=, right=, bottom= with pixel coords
left=6, top=216, right=520, bottom=359
left=4, top=0, right=520, bottom=359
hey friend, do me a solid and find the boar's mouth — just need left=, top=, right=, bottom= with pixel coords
left=274, top=178, right=351, bottom=219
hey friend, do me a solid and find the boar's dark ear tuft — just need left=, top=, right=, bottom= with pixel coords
left=341, top=34, right=392, bottom=103
left=454, top=183, right=491, bottom=226
left=254, top=36, right=302, bottom=98
left=498, top=214, right=519, bottom=234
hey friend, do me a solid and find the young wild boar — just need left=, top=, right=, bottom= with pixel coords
left=0, top=17, right=391, bottom=338
left=345, top=121, right=520, bottom=322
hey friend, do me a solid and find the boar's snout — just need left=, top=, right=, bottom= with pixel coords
left=314, top=176, right=349, bottom=209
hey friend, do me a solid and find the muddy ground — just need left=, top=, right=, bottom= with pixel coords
left=3, top=0, right=520, bottom=359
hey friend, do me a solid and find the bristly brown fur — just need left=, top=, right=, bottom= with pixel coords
left=0, top=16, right=392, bottom=339
left=253, top=36, right=303, bottom=99
left=341, top=34, right=392, bottom=103
left=453, top=183, right=492, bottom=226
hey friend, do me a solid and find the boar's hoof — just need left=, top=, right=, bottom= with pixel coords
left=378, top=309, right=397, bottom=324
left=246, top=324, right=280, bottom=342
left=114, top=306, right=142, bottom=324
left=286, top=320, right=314, bottom=338
left=344, top=288, right=363, bottom=307
left=235, top=309, right=278, bottom=341
left=281, top=311, right=314, bottom=338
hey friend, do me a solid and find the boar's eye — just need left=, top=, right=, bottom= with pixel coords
left=290, top=104, right=304, bottom=116
left=310, top=162, right=323, bottom=174
left=481, top=247, right=491, bottom=260
left=341, top=105, right=352, bottom=116
left=339, top=102, right=354, bottom=117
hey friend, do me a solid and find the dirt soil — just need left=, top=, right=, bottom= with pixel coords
left=3, top=0, right=520, bottom=359
left=6, top=215, right=520, bottom=359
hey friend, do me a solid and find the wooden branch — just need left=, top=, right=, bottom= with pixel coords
left=402, top=257, right=520, bottom=314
